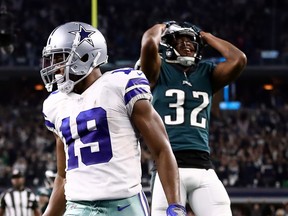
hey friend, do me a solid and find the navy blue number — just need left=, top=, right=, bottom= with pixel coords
left=60, top=107, right=113, bottom=170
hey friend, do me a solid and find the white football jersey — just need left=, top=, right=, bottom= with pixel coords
left=42, top=68, right=152, bottom=201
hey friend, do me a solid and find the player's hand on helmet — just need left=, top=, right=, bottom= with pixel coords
left=182, top=22, right=207, bottom=47
left=161, top=21, right=181, bottom=38
left=166, top=204, right=187, bottom=216
left=182, top=22, right=202, bottom=34
left=191, top=24, right=202, bottom=34
left=163, top=20, right=177, bottom=28
left=185, top=22, right=207, bottom=47
left=190, top=24, right=208, bottom=47
left=199, top=31, right=209, bottom=47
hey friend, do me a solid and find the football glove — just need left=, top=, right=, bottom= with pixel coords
left=191, top=24, right=202, bottom=34
left=182, top=22, right=207, bottom=47
left=166, top=204, right=187, bottom=216
left=182, top=22, right=202, bottom=34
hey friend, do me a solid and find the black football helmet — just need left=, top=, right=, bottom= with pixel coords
left=160, top=21, right=205, bottom=67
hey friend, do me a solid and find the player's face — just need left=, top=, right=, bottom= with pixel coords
left=173, top=36, right=196, bottom=57
left=53, top=53, right=67, bottom=75
left=52, top=53, right=84, bottom=84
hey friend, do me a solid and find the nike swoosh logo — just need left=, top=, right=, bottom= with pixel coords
left=137, top=71, right=143, bottom=75
left=117, top=204, right=131, bottom=211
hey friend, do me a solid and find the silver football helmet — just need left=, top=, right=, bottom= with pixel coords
left=40, top=21, right=108, bottom=93
left=160, top=22, right=204, bottom=67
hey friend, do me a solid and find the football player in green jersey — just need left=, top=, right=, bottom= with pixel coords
left=138, top=21, right=247, bottom=216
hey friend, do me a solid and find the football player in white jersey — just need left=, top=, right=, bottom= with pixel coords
left=39, top=22, right=187, bottom=216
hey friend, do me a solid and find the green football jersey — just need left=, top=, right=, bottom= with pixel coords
left=152, top=60, right=215, bottom=153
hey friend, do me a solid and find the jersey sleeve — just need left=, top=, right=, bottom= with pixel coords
left=112, top=68, right=152, bottom=116
left=42, top=91, right=63, bottom=136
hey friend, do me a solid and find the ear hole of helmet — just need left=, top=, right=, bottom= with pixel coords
left=165, top=46, right=178, bottom=60
left=81, top=53, right=89, bottom=62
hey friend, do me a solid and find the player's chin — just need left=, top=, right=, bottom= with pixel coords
left=180, top=50, right=193, bottom=56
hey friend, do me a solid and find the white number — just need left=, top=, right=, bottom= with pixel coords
left=164, top=89, right=209, bottom=128
left=191, top=91, right=209, bottom=128
left=164, top=89, right=184, bottom=125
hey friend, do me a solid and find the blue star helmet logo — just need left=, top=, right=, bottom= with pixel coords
left=69, top=24, right=96, bottom=47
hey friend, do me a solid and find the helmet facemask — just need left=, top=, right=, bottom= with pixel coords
left=41, top=49, right=71, bottom=92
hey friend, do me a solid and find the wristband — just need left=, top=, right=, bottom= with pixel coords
left=166, top=203, right=187, bottom=216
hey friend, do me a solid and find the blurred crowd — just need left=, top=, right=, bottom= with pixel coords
left=1, top=0, right=288, bottom=66
left=0, top=88, right=54, bottom=188
left=211, top=106, right=288, bottom=188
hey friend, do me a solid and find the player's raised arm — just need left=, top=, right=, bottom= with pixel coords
left=200, top=31, right=247, bottom=93
left=140, top=23, right=166, bottom=88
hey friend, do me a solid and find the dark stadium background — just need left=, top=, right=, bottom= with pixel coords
left=0, top=0, right=288, bottom=215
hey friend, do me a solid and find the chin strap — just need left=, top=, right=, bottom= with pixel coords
left=176, top=56, right=196, bottom=67
left=57, top=80, right=75, bottom=94
left=164, top=46, right=198, bottom=67
left=165, top=56, right=196, bottom=67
